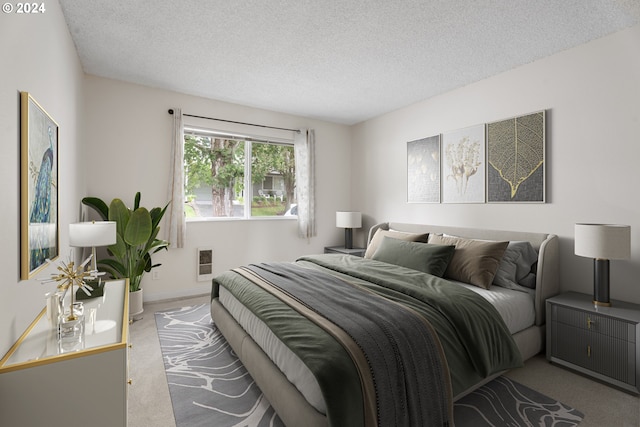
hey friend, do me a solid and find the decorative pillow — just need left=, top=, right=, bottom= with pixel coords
left=364, top=229, right=429, bottom=258
left=427, top=234, right=508, bottom=289
left=493, top=241, right=538, bottom=292
left=371, top=237, right=456, bottom=277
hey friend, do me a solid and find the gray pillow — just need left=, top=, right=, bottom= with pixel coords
left=364, top=229, right=429, bottom=258
left=493, top=241, right=538, bottom=292
left=427, top=234, right=508, bottom=289
left=371, top=236, right=455, bottom=277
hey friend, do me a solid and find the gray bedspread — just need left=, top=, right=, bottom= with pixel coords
left=236, top=262, right=452, bottom=427
left=212, top=254, right=522, bottom=427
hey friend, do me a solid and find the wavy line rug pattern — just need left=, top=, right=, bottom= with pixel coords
left=155, top=304, right=583, bottom=427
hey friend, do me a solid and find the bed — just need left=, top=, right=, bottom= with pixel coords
left=210, top=222, right=560, bottom=426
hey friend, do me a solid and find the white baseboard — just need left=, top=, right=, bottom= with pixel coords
left=143, top=284, right=211, bottom=303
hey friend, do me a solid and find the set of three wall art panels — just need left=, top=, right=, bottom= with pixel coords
left=407, top=110, right=545, bottom=204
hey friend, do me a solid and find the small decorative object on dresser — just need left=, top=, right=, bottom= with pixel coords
left=324, top=246, right=365, bottom=257
left=546, top=292, right=640, bottom=394
left=39, top=253, right=104, bottom=337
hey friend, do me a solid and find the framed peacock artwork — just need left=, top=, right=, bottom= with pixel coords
left=20, top=92, right=59, bottom=280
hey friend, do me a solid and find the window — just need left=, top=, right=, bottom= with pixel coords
left=183, top=127, right=296, bottom=219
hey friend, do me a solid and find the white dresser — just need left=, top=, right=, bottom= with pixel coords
left=0, top=279, right=129, bottom=427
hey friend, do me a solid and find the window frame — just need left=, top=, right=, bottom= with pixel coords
left=183, top=126, right=297, bottom=222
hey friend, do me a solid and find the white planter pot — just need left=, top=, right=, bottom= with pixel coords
left=129, top=288, right=144, bottom=321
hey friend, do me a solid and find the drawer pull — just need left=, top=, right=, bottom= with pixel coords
left=587, top=317, right=594, bottom=329
left=587, top=345, right=591, bottom=358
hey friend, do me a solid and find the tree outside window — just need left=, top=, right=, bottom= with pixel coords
left=184, top=131, right=296, bottom=219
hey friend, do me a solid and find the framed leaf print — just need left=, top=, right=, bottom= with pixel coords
left=441, top=124, right=485, bottom=203
left=407, top=135, right=441, bottom=203
left=487, top=111, right=545, bottom=203
left=21, top=92, right=59, bottom=279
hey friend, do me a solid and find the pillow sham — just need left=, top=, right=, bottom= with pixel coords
left=493, top=241, right=538, bottom=292
left=427, top=234, right=508, bottom=289
left=364, top=229, right=429, bottom=258
left=371, top=236, right=456, bottom=277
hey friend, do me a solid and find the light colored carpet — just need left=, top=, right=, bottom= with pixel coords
left=128, top=295, right=640, bottom=427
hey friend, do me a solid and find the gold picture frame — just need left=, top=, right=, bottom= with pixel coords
left=21, top=92, right=59, bottom=279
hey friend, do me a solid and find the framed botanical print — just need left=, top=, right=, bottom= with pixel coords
left=441, top=124, right=486, bottom=203
left=21, top=92, right=59, bottom=279
left=407, top=135, right=441, bottom=203
left=487, top=111, right=545, bottom=203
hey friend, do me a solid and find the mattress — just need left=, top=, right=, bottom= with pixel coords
left=456, top=282, right=535, bottom=334
left=218, top=278, right=534, bottom=415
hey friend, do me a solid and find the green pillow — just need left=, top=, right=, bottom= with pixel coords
left=364, top=229, right=429, bottom=258
left=371, top=236, right=455, bottom=277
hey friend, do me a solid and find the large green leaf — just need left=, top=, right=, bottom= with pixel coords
left=109, top=199, right=131, bottom=238
left=97, top=258, right=126, bottom=278
left=149, top=203, right=168, bottom=230
left=81, top=197, right=109, bottom=220
left=125, top=208, right=152, bottom=246
left=108, top=232, right=127, bottom=260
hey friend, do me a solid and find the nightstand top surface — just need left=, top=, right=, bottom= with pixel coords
left=548, top=291, right=640, bottom=322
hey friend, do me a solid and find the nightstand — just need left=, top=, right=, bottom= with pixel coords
left=324, top=246, right=366, bottom=257
left=546, top=292, right=640, bottom=394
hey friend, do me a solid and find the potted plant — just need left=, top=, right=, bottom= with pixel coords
left=82, top=192, right=170, bottom=320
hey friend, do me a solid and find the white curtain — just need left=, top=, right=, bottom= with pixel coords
left=294, top=129, right=316, bottom=239
left=167, top=108, right=186, bottom=248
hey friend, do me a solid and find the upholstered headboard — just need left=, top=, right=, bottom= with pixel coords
left=368, top=222, right=560, bottom=326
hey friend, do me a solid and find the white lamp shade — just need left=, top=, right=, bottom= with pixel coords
left=336, top=212, right=362, bottom=229
left=574, top=223, right=631, bottom=260
left=69, top=221, right=117, bottom=247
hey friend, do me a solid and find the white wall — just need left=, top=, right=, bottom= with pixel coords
left=0, top=1, right=85, bottom=355
left=82, top=76, right=353, bottom=301
left=351, top=25, right=640, bottom=303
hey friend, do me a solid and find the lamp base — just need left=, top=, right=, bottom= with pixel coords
left=593, top=258, right=611, bottom=307
left=593, top=300, right=612, bottom=307
left=344, top=228, right=353, bottom=249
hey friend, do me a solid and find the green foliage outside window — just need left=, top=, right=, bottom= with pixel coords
left=183, top=132, right=295, bottom=218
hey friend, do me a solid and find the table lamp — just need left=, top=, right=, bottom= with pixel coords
left=336, top=211, right=362, bottom=249
left=69, top=221, right=117, bottom=272
left=574, top=223, right=630, bottom=307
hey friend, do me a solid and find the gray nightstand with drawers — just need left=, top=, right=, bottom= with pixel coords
left=546, top=292, right=640, bottom=394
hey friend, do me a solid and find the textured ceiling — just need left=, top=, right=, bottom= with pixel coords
left=59, top=0, right=640, bottom=125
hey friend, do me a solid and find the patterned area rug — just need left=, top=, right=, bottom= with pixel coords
left=155, top=304, right=584, bottom=427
